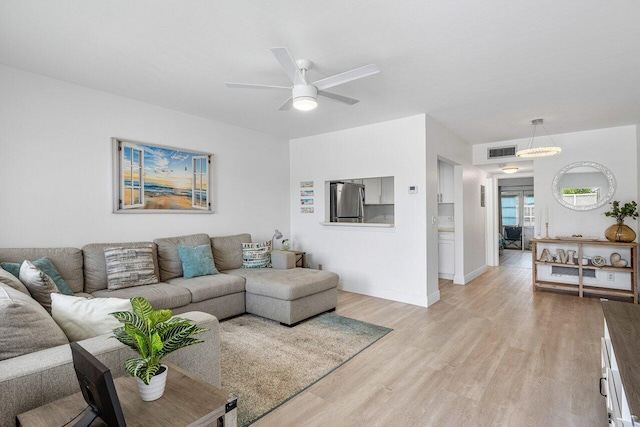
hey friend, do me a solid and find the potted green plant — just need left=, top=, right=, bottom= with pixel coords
left=110, top=297, right=208, bottom=401
left=604, top=201, right=639, bottom=242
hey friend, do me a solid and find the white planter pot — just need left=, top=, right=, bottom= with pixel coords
left=136, top=364, right=168, bottom=401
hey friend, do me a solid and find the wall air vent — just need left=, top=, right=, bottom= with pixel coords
left=487, top=146, right=517, bottom=159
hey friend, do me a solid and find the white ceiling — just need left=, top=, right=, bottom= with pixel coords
left=1, top=0, right=639, bottom=143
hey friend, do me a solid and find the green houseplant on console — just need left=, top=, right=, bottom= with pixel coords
left=604, top=201, right=639, bottom=242
left=110, top=296, right=208, bottom=401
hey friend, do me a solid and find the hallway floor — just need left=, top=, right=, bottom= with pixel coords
left=500, top=249, right=533, bottom=269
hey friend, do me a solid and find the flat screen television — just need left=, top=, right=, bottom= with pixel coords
left=70, top=342, right=126, bottom=427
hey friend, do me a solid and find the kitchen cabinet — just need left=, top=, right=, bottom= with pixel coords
left=438, top=161, right=454, bottom=203
left=438, top=232, right=455, bottom=279
left=363, top=178, right=380, bottom=204
left=380, top=177, right=394, bottom=204
left=363, top=177, right=394, bottom=205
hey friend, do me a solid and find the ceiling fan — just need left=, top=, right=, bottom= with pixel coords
left=225, top=47, right=380, bottom=112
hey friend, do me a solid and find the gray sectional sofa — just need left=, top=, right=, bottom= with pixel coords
left=0, top=232, right=339, bottom=324
left=80, top=232, right=338, bottom=325
left=0, top=232, right=339, bottom=427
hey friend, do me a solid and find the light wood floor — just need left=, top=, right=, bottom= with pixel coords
left=500, top=249, right=533, bottom=269
left=254, top=264, right=607, bottom=426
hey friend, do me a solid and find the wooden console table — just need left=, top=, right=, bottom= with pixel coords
left=532, top=238, right=638, bottom=303
left=17, top=362, right=237, bottom=427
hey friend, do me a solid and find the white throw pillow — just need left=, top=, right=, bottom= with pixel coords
left=51, top=294, right=132, bottom=342
left=19, top=260, right=60, bottom=314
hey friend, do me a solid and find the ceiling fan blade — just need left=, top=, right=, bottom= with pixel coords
left=225, top=82, right=290, bottom=90
left=317, top=90, right=360, bottom=105
left=312, top=64, right=380, bottom=90
left=270, top=47, right=307, bottom=86
left=277, top=97, right=293, bottom=111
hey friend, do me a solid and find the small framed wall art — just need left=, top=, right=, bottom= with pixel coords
left=299, top=180, right=314, bottom=213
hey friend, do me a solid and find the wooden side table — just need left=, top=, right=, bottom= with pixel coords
left=292, top=251, right=307, bottom=268
left=17, top=362, right=237, bottom=427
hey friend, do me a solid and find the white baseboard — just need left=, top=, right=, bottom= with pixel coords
left=338, top=282, right=428, bottom=307
left=465, top=265, right=488, bottom=283
left=427, top=290, right=440, bottom=306
left=438, top=272, right=454, bottom=280
left=453, top=265, right=488, bottom=285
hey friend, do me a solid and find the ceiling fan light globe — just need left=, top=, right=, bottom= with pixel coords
left=293, top=97, right=317, bottom=111
left=292, top=84, right=318, bottom=111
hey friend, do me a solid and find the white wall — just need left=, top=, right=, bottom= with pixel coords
left=0, top=65, right=290, bottom=247
left=426, top=117, right=487, bottom=291
left=458, top=166, right=488, bottom=282
left=485, top=177, right=500, bottom=266
left=290, top=115, right=428, bottom=307
left=533, top=126, right=637, bottom=238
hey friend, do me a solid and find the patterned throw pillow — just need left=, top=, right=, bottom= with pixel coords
left=104, top=245, right=159, bottom=290
left=242, top=241, right=272, bottom=268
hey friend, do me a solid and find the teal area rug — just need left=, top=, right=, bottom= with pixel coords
left=219, top=313, right=392, bottom=426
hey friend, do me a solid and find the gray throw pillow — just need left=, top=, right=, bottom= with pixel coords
left=0, top=283, right=69, bottom=361
left=0, top=266, right=30, bottom=296
left=104, top=245, right=158, bottom=290
left=211, top=233, right=252, bottom=271
left=19, top=260, right=60, bottom=314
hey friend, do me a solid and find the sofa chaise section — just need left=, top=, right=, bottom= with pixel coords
left=210, top=233, right=339, bottom=326
left=229, top=267, right=339, bottom=325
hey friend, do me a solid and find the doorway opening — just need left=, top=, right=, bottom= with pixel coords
left=498, top=177, right=534, bottom=268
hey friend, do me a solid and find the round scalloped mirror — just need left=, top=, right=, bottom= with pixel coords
left=552, top=161, right=616, bottom=211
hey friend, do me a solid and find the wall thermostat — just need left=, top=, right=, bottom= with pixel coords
left=408, top=185, right=418, bottom=194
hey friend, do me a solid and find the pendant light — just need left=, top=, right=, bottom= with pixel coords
left=516, top=119, right=561, bottom=158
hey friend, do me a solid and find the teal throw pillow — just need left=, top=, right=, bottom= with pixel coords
left=177, top=244, right=219, bottom=279
left=1, top=257, right=74, bottom=295
left=0, top=262, right=20, bottom=279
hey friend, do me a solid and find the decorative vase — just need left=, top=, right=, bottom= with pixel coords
left=605, top=221, right=636, bottom=243
left=136, top=365, right=168, bottom=401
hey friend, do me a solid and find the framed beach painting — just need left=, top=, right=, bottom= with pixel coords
left=112, top=138, right=213, bottom=213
